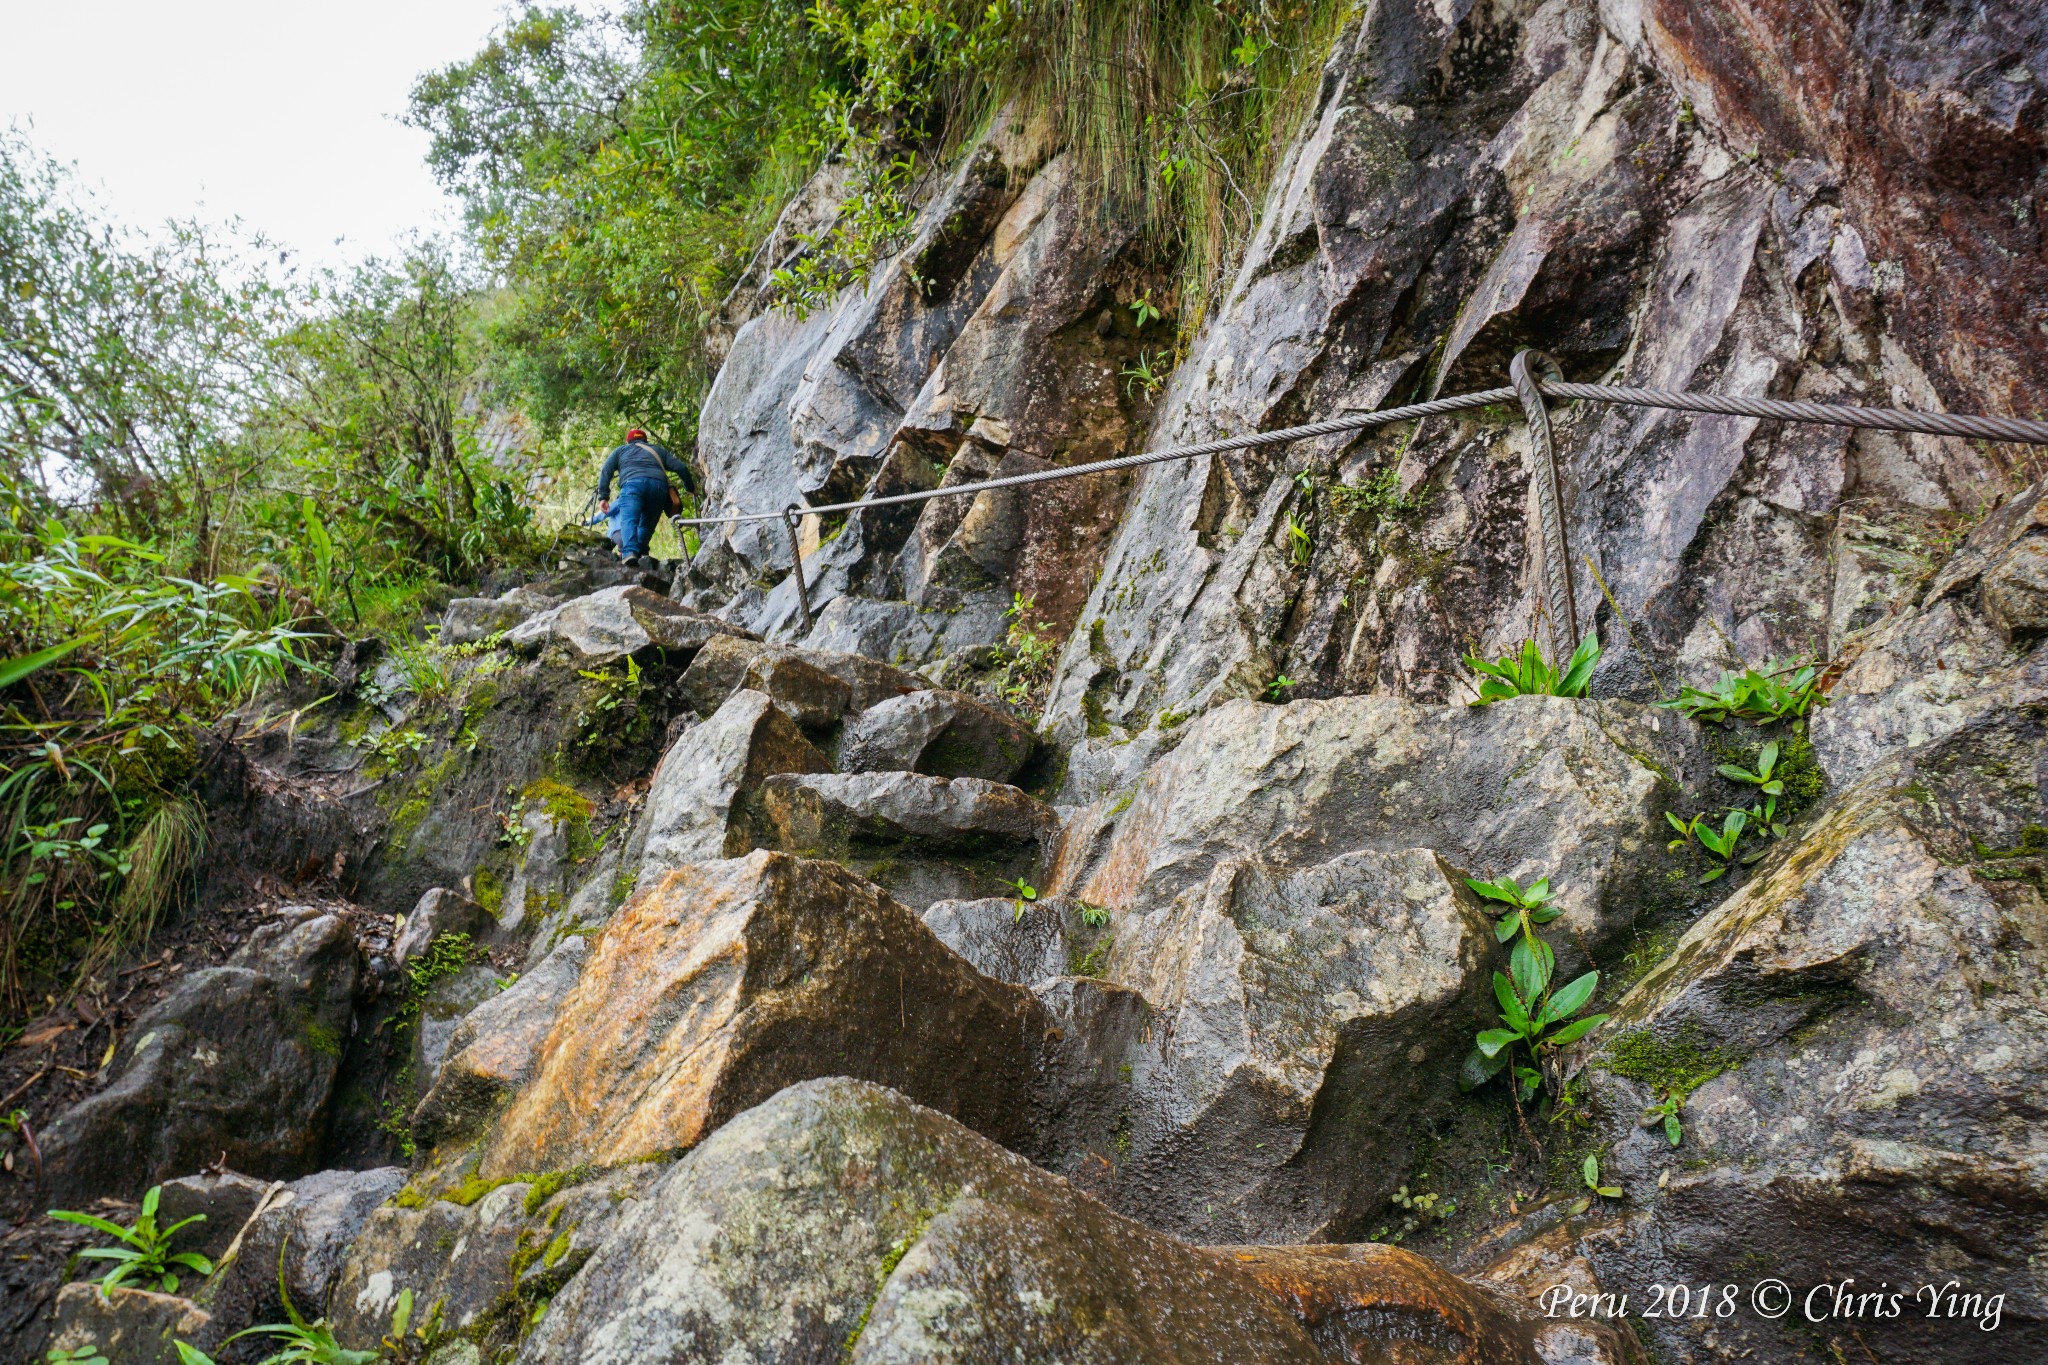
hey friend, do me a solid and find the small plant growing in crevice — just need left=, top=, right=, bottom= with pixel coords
left=1641, top=1092, right=1684, bottom=1147
left=1665, top=808, right=1751, bottom=883
left=1127, top=293, right=1161, bottom=329
left=1284, top=511, right=1312, bottom=565
left=1076, top=900, right=1110, bottom=928
left=1000, top=877, right=1038, bottom=922
left=1662, top=659, right=1823, bottom=724
left=48, top=1185, right=213, bottom=1294
left=1119, top=350, right=1168, bottom=396
left=996, top=594, right=1057, bottom=709
left=1573, top=1154, right=1623, bottom=1214
left=49, top=1349, right=109, bottom=1365
left=1464, top=635, right=1599, bottom=705
left=1262, top=674, right=1296, bottom=701
left=1468, top=959, right=1607, bottom=1104
left=1464, top=873, right=1605, bottom=1107
left=1718, top=738, right=1783, bottom=796
left=1465, top=874, right=1562, bottom=981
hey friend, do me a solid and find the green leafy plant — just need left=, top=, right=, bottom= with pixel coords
left=1076, top=900, right=1110, bottom=928
left=1463, top=635, right=1600, bottom=706
left=1466, top=948, right=1607, bottom=1104
left=997, top=593, right=1058, bottom=709
left=1284, top=511, right=1312, bottom=565
left=1001, top=877, right=1038, bottom=922
left=1262, top=674, right=1296, bottom=702
left=1642, top=1093, right=1683, bottom=1147
left=1464, top=875, right=1563, bottom=986
left=1717, top=739, right=1783, bottom=795
left=48, top=1348, right=109, bottom=1365
left=1662, top=660, right=1823, bottom=724
left=1577, top=1154, right=1623, bottom=1211
left=1119, top=349, right=1167, bottom=396
left=47, top=1185, right=213, bottom=1294
left=1665, top=808, right=1750, bottom=883
left=1127, top=293, right=1160, bottom=329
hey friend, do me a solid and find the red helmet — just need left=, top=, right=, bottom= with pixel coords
left=626, top=427, right=647, bottom=441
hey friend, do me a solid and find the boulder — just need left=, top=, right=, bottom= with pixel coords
left=1066, top=695, right=1702, bottom=955
left=1216, top=1243, right=1635, bottom=1365
left=634, top=689, right=828, bottom=887
left=40, top=908, right=363, bottom=1204
left=756, top=770, right=1060, bottom=909
left=1100, top=849, right=1495, bottom=1243
left=330, top=1165, right=662, bottom=1348
left=156, top=1170, right=273, bottom=1260
left=480, top=853, right=1048, bottom=1177
left=921, top=896, right=1079, bottom=984
left=740, top=650, right=852, bottom=730
left=413, top=937, right=589, bottom=1145
left=45, top=1284, right=213, bottom=1365
left=1575, top=703, right=2048, bottom=1363
left=195, top=1165, right=408, bottom=1338
left=839, top=687, right=1038, bottom=781
left=392, top=887, right=487, bottom=966
left=440, top=595, right=533, bottom=646
left=504, top=585, right=754, bottom=662
left=677, top=632, right=926, bottom=721
left=800, top=592, right=1010, bottom=667
left=521, top=1077, right=1577, bottom=1365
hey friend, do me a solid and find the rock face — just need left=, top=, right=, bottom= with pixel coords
left=505, top=584, right=754, bottom=661
left=1812, top=478, right=2048, bottom=786
left=520, top=1078, right=1585, bottom=1365
left=40, top=908, right=363, bottom=1204
left=1066, top=695, right=1700, bottom=954
left=633, top=688, right=828, bottom=884
left=1091, top=850, right=1498, bottom=1243
left=839, top=687, right=1038, bottom=781
left=756, top=769, right=1061, bottom=909
left=1574, top=541, right=2048, bottom=1362
left=195, top=1165, right=409, bottom=1340
left=413, top=936, right=589, bottom=1144
left=481, top=853, right=1048, bottom=1176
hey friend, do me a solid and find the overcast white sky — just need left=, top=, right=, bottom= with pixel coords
left=0, top=0, right=522, bottom=264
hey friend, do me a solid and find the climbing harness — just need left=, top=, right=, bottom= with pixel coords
left=670, top=350, right=2048, bottom=628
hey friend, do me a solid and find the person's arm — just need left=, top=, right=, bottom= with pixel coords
left=656, top=444, right=701, bottom=496
left=596, top=448, right=621, bottom=506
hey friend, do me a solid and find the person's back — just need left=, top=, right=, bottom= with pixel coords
left=596, top=427, right=698, bottom=568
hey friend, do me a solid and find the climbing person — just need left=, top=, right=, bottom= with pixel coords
left=597, top=427, right=699, bottom=570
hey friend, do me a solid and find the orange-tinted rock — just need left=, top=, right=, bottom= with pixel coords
left=1216, top=1242, right=1640, bottom=1365
left=480, top=852, right=1046, bottom=1176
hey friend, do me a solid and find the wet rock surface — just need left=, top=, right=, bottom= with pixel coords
left=757, top=769, right=1060, bottom=908
left=518, top=1077, right=1549, bottom=1365
left=839, top=686, right=1038, bottom=781
left=481, top=852, right=1048, bottom=1176
left=39, top=908, right=364, bottom=1205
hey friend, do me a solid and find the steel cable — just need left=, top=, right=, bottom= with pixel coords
left=670, top=375, right=2048, bottom=532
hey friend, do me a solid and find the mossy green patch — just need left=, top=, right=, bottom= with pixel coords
left=303, top=1019, right=345, bottom=1057
left=474, top=867, right=506, bottom=916
left=441, top=1171, right=523, bottom=1207
left=520, top=1164, right=595, bottom=1215
left=1602, top=1023, right=1743, bottom=1100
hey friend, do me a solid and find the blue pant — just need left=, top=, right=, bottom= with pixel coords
left=613, top=476, right=668, bottom=559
